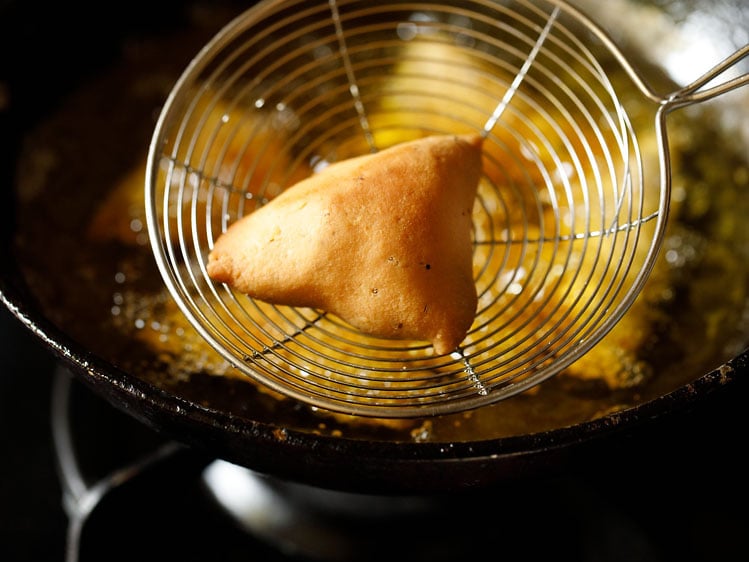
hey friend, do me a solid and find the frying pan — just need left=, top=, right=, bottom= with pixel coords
left=1, top=0, right=748, bottom=496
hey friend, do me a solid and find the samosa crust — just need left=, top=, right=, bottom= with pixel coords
left=207, top=133, right=484, bottom=355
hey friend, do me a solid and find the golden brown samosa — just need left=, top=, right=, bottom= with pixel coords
left=207, top=134, right=484, bottom=355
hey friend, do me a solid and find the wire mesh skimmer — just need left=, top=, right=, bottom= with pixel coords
left=146, top=0, right=749, bottom=418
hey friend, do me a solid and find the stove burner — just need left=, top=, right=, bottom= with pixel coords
left=202, top=460, right=514, bottom=561
left=45, top=366, right=665, bottom=562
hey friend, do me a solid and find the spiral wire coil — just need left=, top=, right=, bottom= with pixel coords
left=146, top=0, right=748, bottom=417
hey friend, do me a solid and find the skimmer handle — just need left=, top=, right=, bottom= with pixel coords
left=666, top=44, right=749, bottom=108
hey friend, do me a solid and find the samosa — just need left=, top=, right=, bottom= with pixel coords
left=207, top=133, right=484, bottom=355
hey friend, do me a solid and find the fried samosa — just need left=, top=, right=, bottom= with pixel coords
left=207, top=133, right=484, bottom=355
